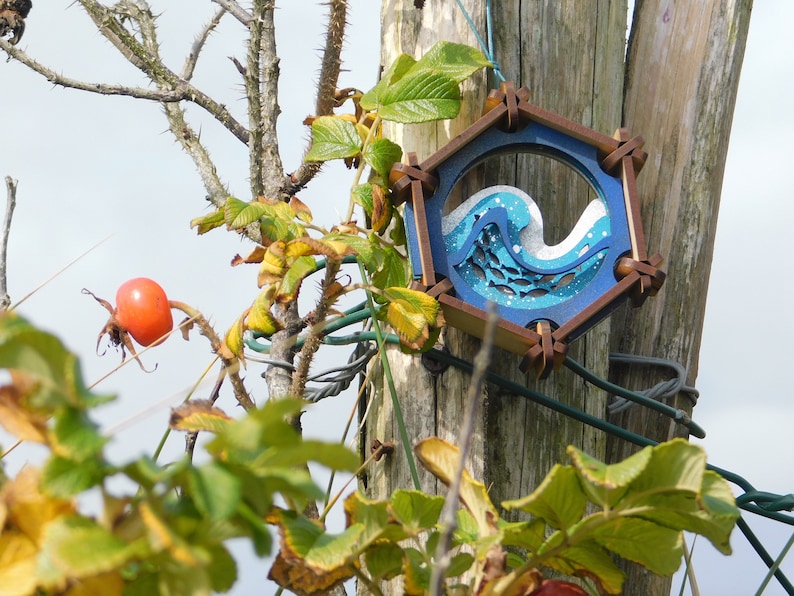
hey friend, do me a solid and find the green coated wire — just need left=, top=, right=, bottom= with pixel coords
left=358, top=264, right=422, bottom=491
left=756, top=529, right=794, bottom=596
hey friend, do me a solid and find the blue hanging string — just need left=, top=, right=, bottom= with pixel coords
left=454, top=0, right=506, bottom=82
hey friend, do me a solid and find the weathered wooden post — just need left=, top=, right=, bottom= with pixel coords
left=363, top=1, right=751, bottom=594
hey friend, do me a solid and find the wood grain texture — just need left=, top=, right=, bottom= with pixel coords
left=364, top=1, right=628, bottom=593
left=606, top=1, right=752, bottom=593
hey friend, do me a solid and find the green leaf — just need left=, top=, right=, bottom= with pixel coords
left=156, top=559, right=212, bottom=596
left=447, top=551, right=475, bottom=578
left=360, top=54, right=417, bottom=111
left=224, top=197, right=269, bottom=230
left=190, top=208, right=226, bottom=235
left=627, top=488, right=737, bottom=555
left=51, top=407, right=107, bottom=460
left=390, top=209, right=407, bottom=246
left=260, top=218, right=306, bottom=245
left=41, top=455, right=107, bottom=498
left=364, top=542, right=404, bottom=582
left=268, top=509, right=360, bottom=576
left=122, top=456, right=173, bottom=491
left=344, top=492, right=406, bottom=546
left=411, top=41, right=492, bottom=82
left=371, top=245, right=408, bottom=293
left=0, top=314, right=113, bottom=412
left=628, top=438, right=706, bottom=496
left=323, top=231, right=375, bottom=264
left=503, top=464, right=588, bottom=531
left=588, top=517, right=683, bottom=575
left=700, top=469, right=741, bottom=519
left=251, top=441, right=359, bottom=473
left=379, top=70, right=461, bottom=123
left=277, top=256, right=319, bottom=302
left=389, top=490, right=444, bottom=534
left=188, top=463, right=242, bottom=522
left=568, top=444, right=652, bottom=508
left=500, top=517, right=547, bottom=554
left=38, top=515, right=145, bottom=586
left=304, top=116, right=363, bottom=162
left=539, top=539, right=625, bottom=595
left=403, top=547, right=431, bottom=595
left=363, top=138, right=403, bottom=179
left=352, top=183, right=375, bottom=216
left=206, top=544, right=238, bottom=593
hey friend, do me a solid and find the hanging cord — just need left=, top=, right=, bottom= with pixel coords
left=606, top=353, right=700, bottom=414
left=454, top=0, right=506, bottom=82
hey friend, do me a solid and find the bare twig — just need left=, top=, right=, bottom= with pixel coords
left=0, top=176, right=17, bottom=311
left=291, top=0, right=349, bottom=189
left=211, top=0, right=252, bottom=26
left=182, top=8, right=226, bottom=81
left=430, top=303, right=499, bottom=596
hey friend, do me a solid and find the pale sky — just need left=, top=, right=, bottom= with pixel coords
left=2, top=2, right=793, bottom=595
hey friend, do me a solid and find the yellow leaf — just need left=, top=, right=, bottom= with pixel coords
left=0, top=531, right=37, bottom=596
left=260, top=241, right=288, bottom=277
left=221, top=312, right=247, bottom=363
left=63, top=571, right=123, bottom=596
left=247, top=287, right=281, bottom=335
left=414, top=438, right=498, bottom=536
left=0, top=377, right=50, bottom=444
left=2, top=467, right=75, bottom=544
left=139, top=502, right=201, bottom=567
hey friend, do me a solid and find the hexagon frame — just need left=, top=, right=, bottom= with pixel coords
left=389, top=83, right=665, bottom=378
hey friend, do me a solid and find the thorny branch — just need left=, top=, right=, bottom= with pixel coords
left=289, top=258, right=343, bottom=399
left=0, top=38, right=188, bottom=102
left=0, top=177, right=17, bottom=311
left=127, top=3, right=230, bottom=207
left=291, top=0, right=349, bottom=190
left=211, top=0, right=251, bottom=26
left=79, top=0, right=250, bottom=144
left=253, top=0, right=285, bottom=200
left=181, top=7, right=226, bottom=81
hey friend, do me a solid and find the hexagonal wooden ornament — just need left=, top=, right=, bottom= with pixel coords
left=389, top=82, right=665, bottom=378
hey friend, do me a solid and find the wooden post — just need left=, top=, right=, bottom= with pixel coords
left=606, top=1, right=752, bottom=594
left=362, top=1, right=626, bottom=593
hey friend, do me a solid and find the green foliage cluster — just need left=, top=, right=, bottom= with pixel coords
left=0, top=313, right=358, bottom=595
left=0, top=316, right=739, bottom=594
